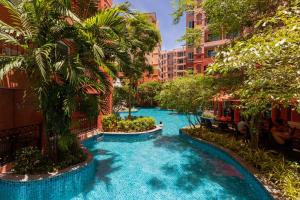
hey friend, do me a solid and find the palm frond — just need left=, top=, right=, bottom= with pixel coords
left=33, top=44, right=55, bottom=80
left=0, top=0, right=23, bottom=28
left=93, top=43, right=105, bottom=62
left=0, top=57, right=24, bottom=79
left=0, top=32, right=23, bottom=46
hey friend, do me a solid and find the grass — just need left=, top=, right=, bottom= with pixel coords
left=183, top=127, right=300, bottom=200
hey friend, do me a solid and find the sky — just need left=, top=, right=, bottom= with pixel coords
left=113, top=0, right=186, bottom=51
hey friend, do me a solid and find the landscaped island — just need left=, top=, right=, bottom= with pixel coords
left=102, top=115, right=156, bottom=133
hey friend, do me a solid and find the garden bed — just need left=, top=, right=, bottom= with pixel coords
left=102, top=115, right=157, bottom=133
left=181, top=127, right=300, bottom=200
left=0, top=148, right=93, bottom=182
left=101, top=125, right=162, bottom=135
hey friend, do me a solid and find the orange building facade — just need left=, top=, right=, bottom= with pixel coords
left=160, top=47, right=186, bottom=82
left=141, top=13, right=162, bottom=83
left=185, top=5, right=230, bottom=74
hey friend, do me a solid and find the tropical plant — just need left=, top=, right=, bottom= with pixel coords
left=137, top=81, right=162, bottom=106
left=120, top=12, right=161, bottom=118
left=172, top=0, right=290, bottom=34
left=0, top=0, right=131, bottom=164
left=112, top=86, right=132, bottom=113
left=157, top=75, right=215, bottom=127
left=14, top=147, right=50, bottom=174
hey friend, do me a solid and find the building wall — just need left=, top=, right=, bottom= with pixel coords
left=159, top=47, right=186, bottom=82
left=0, top=88, right=42, bottom=130
left=185, top=6, right=230, bottom=74
left=98, top=0, right=112, bottom=9
left=141, top=12, right=162, bottom=83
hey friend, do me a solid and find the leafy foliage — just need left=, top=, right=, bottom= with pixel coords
left=119, top=12, right=161, bottom=117
left=208, top=4, right=300, bottom=117
left=0, top=0, right=157, bottom=163
left=14, top=147, right=52, bottom=174
left=137, top=81, right=162, bottom=106
left=157, top=75, right=215, bottom=126
left=112, top=86, right=133, bottom=113
left=102, top=115, right=156, bottom=132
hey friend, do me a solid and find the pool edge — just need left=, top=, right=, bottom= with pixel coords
left=179, top=129, right=274, bottom=200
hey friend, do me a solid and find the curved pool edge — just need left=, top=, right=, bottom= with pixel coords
left=0, top=148, right=94, bottom=183
left=179, top=129, right=273, bottom=200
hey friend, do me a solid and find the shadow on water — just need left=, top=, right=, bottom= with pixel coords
left=151, top=136, right=258, bottom=199
left=153, top=135, right=192, bottom=153
left=147, top=177, right=167, bottom=190
left=93, top=149, right=122, bottom=190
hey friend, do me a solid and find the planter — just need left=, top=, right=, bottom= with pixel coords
left=101, top=125, right=162, bottom=136
left=0, top=148, right=95, bottom=200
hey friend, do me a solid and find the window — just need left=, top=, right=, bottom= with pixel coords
left=196, top=14, right=202, bottom=25
left=177, top=52, right=184, bottom=57
left=178, top=65, right=185, bottom=70
left=177, top=59, right=184, bottom=64
left=207, top=33, right=220, bottom=42
left=207, top=50, right=216, bottom=58
left=188, top=21, right=194, bottom=29
left=188, top=52, right=194, bottom=61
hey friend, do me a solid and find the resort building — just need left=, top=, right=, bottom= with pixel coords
left=185, top=4, right=230, bottom=74
left=160, top=47, right=186, bottom=82
left=141, top=12, right=162, bottom=83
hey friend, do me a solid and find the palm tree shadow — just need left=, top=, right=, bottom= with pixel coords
left=153, top=135, right=192, bottom=152
left=93, top=149, right=122, bottom=190
left=160, top=151, right=256, bottom=198
left=154, top=136, right=255, bottom=198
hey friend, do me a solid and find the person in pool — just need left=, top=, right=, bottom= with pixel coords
left=159, top=121, right=163, bottom=127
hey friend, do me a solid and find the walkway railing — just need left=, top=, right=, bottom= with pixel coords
left=0, top=124, right=42, bottom=166
left=71, top=117, right=97, bottom=136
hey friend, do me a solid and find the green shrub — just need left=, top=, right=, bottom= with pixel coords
left=184, top=128, right=300, bottom=200
left=102, top=115, right=120, bottom=132
left=201, top=112, right=215, bottom=119
left=103, top=115, right=155, bottom=132
left=14, top=147, right=52, bottom=174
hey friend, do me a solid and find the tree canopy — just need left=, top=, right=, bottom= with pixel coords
left=208, top=3, right=300, bottom=116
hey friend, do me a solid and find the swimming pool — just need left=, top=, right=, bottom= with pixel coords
left=0, top=108, right=272, bottom=200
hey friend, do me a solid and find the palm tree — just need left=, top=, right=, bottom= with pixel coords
left=0, top=0, right=129, bottom=162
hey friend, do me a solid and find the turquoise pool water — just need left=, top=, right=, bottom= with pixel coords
left=78, top=108, right=270, bottom=200
left=0, top=108, right=272, bottom=200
